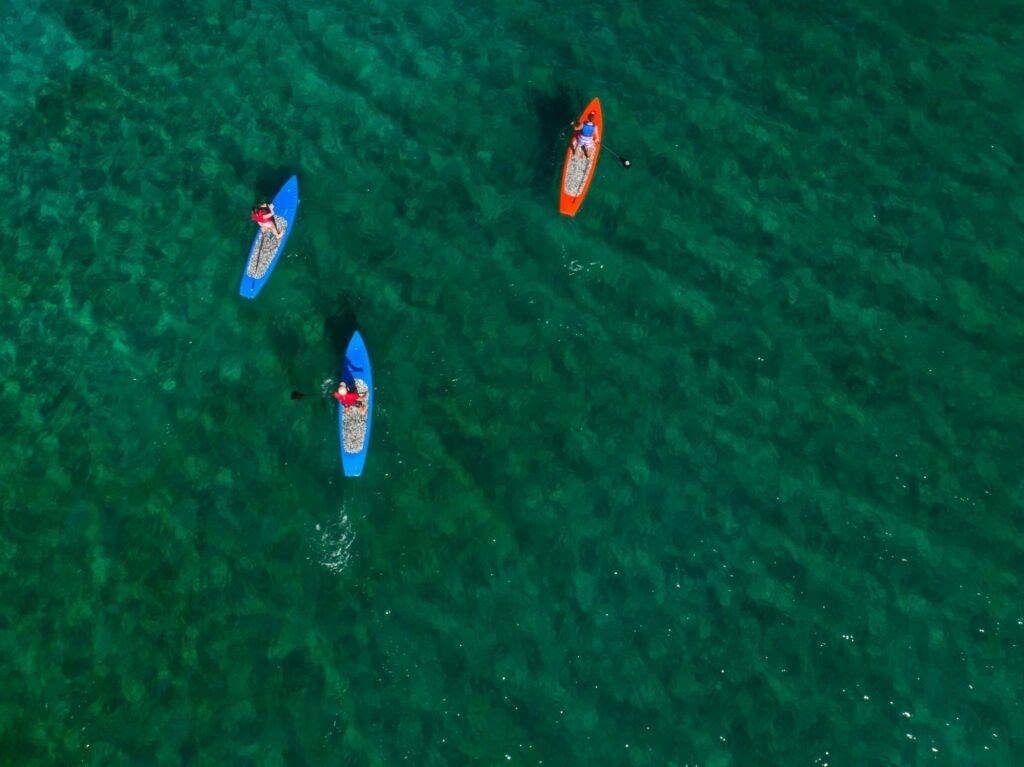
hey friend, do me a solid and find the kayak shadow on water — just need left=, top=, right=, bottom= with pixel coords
left=290, top=307, right=358, bottom=408
left=255, top=167, right=299, bottom=199
left=324, top=305, right=358, bottom=360
left=528, top=88, right=578, bottom=194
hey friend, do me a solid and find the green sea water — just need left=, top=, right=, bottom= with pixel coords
left=2, top=0, right=1023, bottom=764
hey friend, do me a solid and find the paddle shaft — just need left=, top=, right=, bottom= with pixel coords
left=291, top=382, right=356, bottom=400
left=601, top=145, right=631, bottom=168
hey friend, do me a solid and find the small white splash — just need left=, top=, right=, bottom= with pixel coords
left=565, top=258, right=603, bottom=276
left=317, top=507, right=356, bottom=573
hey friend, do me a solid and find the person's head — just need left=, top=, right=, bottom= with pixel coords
left=587, top=111, right=596, bottom=121
left=338, top=382, right=348, bottom=393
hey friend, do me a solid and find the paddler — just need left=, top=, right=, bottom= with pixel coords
left=571, top=111, right=600, bottom=158
left=251, top=202, right=282, bottom=238
left=333, top=381, right=367, bottom=412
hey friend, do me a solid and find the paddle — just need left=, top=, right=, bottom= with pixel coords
left=292, top=389, right=341, bottom=414
left=567, top=121, right=631, bottom=168
left=602, top=145, right=632, bottom=169
left=292, top=384, right=348, bottom=400
left=294, top=388, right=367, bottom=411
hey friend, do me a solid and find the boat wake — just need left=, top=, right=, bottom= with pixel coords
left=315, top=506, right=356, bottom=574
left=564, top=258, right=603, bottom=276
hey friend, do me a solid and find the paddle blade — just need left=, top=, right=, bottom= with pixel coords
left=290, top=391, right=305, bottom=400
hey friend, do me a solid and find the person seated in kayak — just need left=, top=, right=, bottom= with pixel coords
left=251, top=202, right=282, bottom=239
left=571, top=111, right=600, bottom=158
left=333, top=381, right=367, bottom=412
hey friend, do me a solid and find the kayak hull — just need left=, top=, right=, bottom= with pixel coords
left=239, top=175, right=299, bottom=298
left=339, top=331, right=373, bottom=477
left=559, top=98, right=603, bottom=216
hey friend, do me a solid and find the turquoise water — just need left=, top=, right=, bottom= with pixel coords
left=2, top=0, right=1023, bottom=764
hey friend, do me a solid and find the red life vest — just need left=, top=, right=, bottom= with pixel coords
left=333, top=390, right=361, bottom=406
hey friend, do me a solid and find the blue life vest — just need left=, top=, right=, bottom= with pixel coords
left=580, top=121, right=596, bottom=137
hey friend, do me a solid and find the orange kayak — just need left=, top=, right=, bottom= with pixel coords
left=559, top=98, right=603, bottom=216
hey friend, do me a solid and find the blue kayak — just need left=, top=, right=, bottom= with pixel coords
left=239, top=176, right=299, bottom=298
left=338, top=331, right=373, bottom=477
